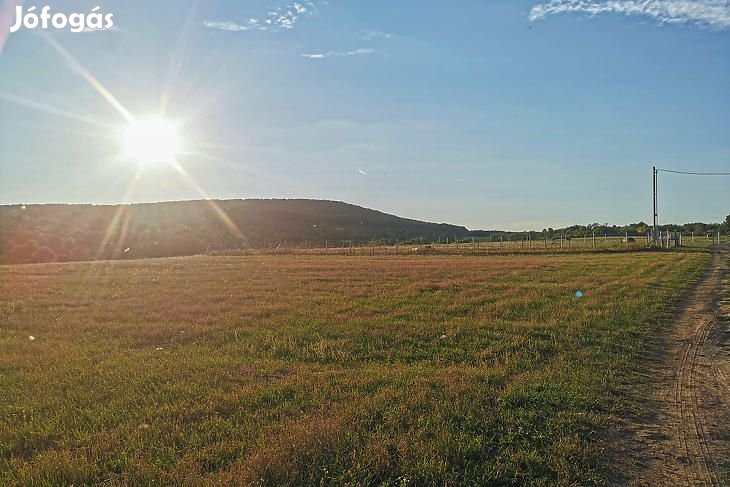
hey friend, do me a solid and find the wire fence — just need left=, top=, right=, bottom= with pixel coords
left=211, top=233, right=727, bottom=258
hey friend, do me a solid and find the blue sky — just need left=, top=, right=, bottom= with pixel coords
left=0, top=0, right=728, bottom=230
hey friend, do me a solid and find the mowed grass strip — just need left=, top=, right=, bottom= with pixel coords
left=0, top=251, right=709, bottom=486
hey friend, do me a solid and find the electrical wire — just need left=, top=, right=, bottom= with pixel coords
left=657, top=168, right=730, bottom=176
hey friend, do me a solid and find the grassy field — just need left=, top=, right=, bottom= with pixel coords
left=0, top=249, right=711, bottom=486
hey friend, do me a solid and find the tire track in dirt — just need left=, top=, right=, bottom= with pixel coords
left=628, top=246, right=729, bottom=486
left=675, top=306, right=720, bottom=485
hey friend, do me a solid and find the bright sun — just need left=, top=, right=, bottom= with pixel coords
left=123, top=118, right=182, bottom=165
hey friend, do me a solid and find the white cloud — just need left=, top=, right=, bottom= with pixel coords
left=302, top=48, right=376, bottom=59
left=529, top=0, right=730, bottom=29
left=294, top=2, right=308, bottom=14
left=204, top=1, right=318, bottom=33
left=203, top=21, right=249, bottom=32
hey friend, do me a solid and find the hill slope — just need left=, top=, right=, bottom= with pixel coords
left=0, top=200, right=470, bottom=264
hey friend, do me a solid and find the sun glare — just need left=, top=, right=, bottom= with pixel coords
left=123, top=118, right=182, bottom=165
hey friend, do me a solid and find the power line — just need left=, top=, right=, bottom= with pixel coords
left=657, top=168, right=730, bottom=176
left=651, top=165, right=728, bottom=247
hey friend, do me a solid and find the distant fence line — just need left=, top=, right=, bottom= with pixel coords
left=209, top=231, right=725, bottom=257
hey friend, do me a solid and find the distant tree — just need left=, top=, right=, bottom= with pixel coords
left=724, top=214, right=730, bottom=231
left=689, top=223, right=707, bottom=235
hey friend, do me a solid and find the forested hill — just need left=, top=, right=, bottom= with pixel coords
left=0, top=199, right=471, bottom=264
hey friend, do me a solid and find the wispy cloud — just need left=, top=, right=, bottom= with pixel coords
left=203, top=20, right=250, bottom=32
left=204, top=1, right=319, bottom=33
left=529, top=0, right=730, bottom=29
left=302, top=48, right=376, bottom=59
left=360, top=30, right=395, bottom=40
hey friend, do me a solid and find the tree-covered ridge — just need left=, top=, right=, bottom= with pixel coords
left=0, top=200, right=469, bottom=264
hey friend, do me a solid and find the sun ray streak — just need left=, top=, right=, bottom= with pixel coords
left=0, top=92, right=114, bottom=128
left=93, top=166, right=144, bottom=262
left=39, top=32, right=134, bottom=123
left=167, top=160, right=245, bottom=240
left=161, top=0, right=201, bottom=115
left=78, top=167, right=143, bottom=285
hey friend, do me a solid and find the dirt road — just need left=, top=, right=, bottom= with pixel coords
left=630, top=246, right=729, bottom=486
